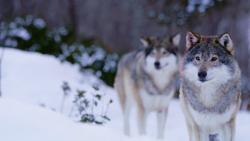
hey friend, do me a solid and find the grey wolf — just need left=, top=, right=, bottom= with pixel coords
left=114, top=34, right=181, bottom=139
left=180, top=32, right=241, bottom=141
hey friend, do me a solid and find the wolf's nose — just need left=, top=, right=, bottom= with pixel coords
left=198, top=71, right=207, bottom=81
left=154, top=61, right=160, bottom=69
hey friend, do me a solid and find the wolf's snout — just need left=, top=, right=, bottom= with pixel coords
left=154, top=61, right=160, bottom=69
left=198, top=71, right=207, bottom=82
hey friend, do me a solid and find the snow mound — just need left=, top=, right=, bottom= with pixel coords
left=0, top=98, right=156, bottom=141
left=1, top=48, right=102, bottom=112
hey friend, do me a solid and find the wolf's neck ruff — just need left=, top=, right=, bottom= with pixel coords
left=182, top=77, right=240, bottom=114
left=141, top=67, right=178, bottom=95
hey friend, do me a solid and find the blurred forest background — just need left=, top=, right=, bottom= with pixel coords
left=0, top=0, right=250, bottom=109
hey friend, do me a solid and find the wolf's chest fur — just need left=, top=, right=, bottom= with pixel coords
left=149, top=67, right=174, bottom=91
left=143, top=61, right=178, bottom=93
left=140, top=88, right=175, bottom=111
left=189, top=103, right=237, bottom=128
left=139, top=64, right=177, bottom=110
left=183, top=79, right=239, bottom=127
left=197, top=82, right=221, bottom=107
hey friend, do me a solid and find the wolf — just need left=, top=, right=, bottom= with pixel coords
left=180, top=32, right=241, bottom=141
left=114, top=34, right=181, bottom=139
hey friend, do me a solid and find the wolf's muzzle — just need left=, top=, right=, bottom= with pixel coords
left=154, top=61, right=161, bottom=69
left=198, top=71, right=207, bottom=82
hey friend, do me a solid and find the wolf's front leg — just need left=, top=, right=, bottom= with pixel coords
left=157, top=108, right=168, bottom=139
left=123, top=100, right=132, bottom=136
left=190, top=124, right=201, bottom=141
left=229, top=118, right=236, bottom=141
left=180, top=93, right=199, bottom=141
left=219, top=119, right=235, bottom=141
left=199, top=128, right=210, bottom=141
left=137, top=107, right=147, bottom=135
left=186, top=120, right=194, bottom=141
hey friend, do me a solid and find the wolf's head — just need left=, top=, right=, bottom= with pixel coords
left=140, top=34, right=180, bottom=72
left=183, top=32, right=237, bottom=84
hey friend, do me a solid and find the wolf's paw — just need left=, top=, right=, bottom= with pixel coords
left=209, top=134, right=219, bottom=141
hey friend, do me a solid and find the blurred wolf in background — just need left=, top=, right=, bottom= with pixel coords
left=114, top=34, right=181, bottom=139
left=180, top=32, right=241, bottom=141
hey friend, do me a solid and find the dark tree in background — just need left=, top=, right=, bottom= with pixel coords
left=0, top=0, right=250, bottom=108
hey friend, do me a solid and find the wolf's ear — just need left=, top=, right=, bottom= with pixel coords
left=219, top=33, right=234, bottom=55
left=186, top=32, right=200, bottom=50
left=140, top=38, right=149, bottom=47
left=140, top=36, right=157, bottom=47
left=171, top=33, right=181, bottom=46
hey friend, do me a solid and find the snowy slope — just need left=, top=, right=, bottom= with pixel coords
left=0, top=98, right=156, bottom=141
left=1, top=48, right=103, bottom=112
left=0, top=48, right=249, bottom=141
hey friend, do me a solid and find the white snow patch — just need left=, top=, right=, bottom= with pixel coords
left=0, top=98, right=156, bottom=141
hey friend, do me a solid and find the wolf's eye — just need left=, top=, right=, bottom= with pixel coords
left=195, top=56, right=200, bottom=61
left=211, top=56, right=218, bottom=62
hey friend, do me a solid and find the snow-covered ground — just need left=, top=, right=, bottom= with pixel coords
left=0, top=48, right=249, bottom=141
left=0, top=98, right=157, bottom=141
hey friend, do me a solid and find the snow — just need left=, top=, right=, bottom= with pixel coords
left=33, top=18, right=46, bottom=29
left=1, top=48, right=99, bottom=111
left=0, top=48, right=249, bottom=141
left=0, top=98, right=152, bottom=141
left=9, top=27, right=31, bottom=40
left=1, top=47, right=110, bottom=122
left=187, top=0, right=217, bottom=13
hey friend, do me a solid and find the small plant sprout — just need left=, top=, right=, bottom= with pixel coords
left=68, top=84, right=113, bottom=125
left=60, top=81, right=71, bottom=113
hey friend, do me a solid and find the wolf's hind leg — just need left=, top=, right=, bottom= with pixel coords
left=157, top=108, right=168, bottom=139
